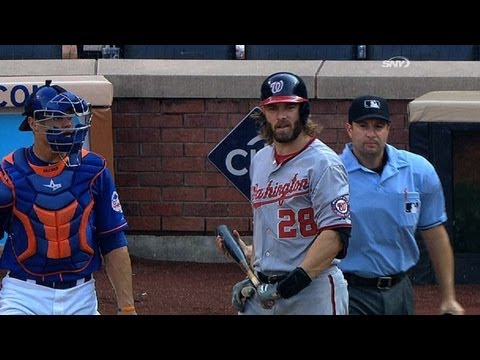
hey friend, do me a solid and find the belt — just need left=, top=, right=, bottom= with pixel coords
left=257, top=272, right=287, bottom=284
left=8, top=273, right=92, bottom=290
left=343, top=272, right=405, bottom=290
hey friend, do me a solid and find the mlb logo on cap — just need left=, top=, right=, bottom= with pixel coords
left=364, top=99, right=380, bottom=109
left=349, top=95, right=390, bottom=123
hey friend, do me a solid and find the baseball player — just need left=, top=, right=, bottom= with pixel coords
left=216, top=72, right=352, bottom=315
left=0, top=81, right=136, bottom=315
left=338, top=95, right=464, bottom=315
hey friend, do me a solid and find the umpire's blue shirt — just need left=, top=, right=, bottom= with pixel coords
left=338, top=143, right=447, bottom=277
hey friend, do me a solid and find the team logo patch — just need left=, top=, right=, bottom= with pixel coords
left=331, top=196, right=350, bottom=218
left=111, top=191, right=123, bottom=213
left=43, top=179, right=62, bottom=191
left=270, top=80, right=284, bottom=94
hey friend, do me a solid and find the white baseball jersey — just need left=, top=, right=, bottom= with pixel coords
left=250, top=137, right=351, bottom=274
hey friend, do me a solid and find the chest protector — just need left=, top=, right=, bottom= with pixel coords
left=2, top=148, right=105, bottom=276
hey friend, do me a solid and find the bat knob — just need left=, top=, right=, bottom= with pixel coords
left=241, top=286, right=255, bottom=298
left=261, top=299, right=275, bottom=309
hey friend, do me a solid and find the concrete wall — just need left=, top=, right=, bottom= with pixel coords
left=4, top=59, right=479, bottom=99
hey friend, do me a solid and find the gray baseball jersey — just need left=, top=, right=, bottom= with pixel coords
left=250, top=137, right=351, bottom=274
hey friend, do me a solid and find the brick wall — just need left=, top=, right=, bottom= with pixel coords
left=112, top=98, right=411, bottom=235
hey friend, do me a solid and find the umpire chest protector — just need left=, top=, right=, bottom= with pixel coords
left=2, top=148, right=105, bottom=276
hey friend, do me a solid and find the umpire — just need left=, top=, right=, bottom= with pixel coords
left=338, top=95, right=464, bottom=315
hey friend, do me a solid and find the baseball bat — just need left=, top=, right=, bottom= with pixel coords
left=216, top=224, right=261, bottom=288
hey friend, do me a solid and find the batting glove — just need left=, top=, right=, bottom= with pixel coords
left=257, top=267, right=312, bottom=308
left=232, top=278, right=255, bottom=313
left=256, top=283, right=281, bottom=309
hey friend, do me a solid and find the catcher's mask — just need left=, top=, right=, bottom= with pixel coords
left=20, top=80, right=67, bottom=131
left=31, top=87, right=92, bottom=167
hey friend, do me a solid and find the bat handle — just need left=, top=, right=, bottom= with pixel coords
left=246, top=268, right=261, bottom=288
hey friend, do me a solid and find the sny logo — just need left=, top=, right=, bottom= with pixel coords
left=382, top=56, right=411, bottom=68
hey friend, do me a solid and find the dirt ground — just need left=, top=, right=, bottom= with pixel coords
left=95, top=256, right=480, bottom=315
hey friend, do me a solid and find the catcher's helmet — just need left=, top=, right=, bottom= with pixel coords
left=20, top=80, right=68, bottom=131
left=260, top=72, right=310, bottom=123
left=41, top=90, right=92, bottom=166
left=21, top=80, right=92, bottom=167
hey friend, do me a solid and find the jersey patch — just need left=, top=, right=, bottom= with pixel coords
left=405, top=201, right=419, bottom=214
left=111, top=191, right=123, bottom=213
left=331, top=196, right=350, bottom=218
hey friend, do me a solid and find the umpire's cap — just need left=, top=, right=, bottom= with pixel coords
left=20, top=80, right=68, bottom=131
left=348, top=95, right=390, bottom=123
